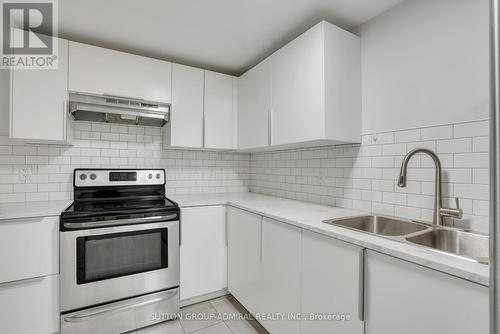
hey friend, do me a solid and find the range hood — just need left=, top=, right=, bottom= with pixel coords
left=69, top=92, right=170, bottom=127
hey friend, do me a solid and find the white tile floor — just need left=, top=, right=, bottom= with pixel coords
left=132, top=295, right=268, bottom=334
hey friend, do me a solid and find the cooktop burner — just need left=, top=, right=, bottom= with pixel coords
left=60, top=169, right=179, bottom=229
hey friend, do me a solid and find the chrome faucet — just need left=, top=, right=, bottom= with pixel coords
left=397, top=148, right=463, bottom=226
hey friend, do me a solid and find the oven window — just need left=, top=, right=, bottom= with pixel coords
left=76, top=228, right=168, bottom=284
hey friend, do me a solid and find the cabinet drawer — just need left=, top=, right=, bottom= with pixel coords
left=0, top=216, right=59, bottom=283
left=0, top=275, right=59, bottom=334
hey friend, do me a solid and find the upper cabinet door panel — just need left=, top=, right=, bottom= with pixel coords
left=270, top=23, right=324, bottom=146
left=10, top=38, right=68, bottom=141
left=204, top=71, right=235, bottom=149
left=170, top=64, right=204, bottom=148
left=238, top=59, right=271, bottom=149
left=68, top=42, right=172, bottom=103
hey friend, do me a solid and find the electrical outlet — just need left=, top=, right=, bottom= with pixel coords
left=19, top=165, right=34, bottom=182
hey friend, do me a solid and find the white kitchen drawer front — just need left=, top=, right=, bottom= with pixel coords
left=0, top=216, right=59, bottom=284
left=0, top=275, right=59, bottom=334
left=68, top=42, right=172, bottom=103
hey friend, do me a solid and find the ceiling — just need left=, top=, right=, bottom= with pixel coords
left=58, top=0, right=404, bottom=75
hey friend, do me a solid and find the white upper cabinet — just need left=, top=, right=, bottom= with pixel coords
left=170, top=64, right=204, bottom=148
left=238, top=20, right=361, bottom=150
left=270, top=23, right=325, bottom=146
left=167, top=68, right=237, bottom=150
left=204, top=71, right=237, bottom=149
left=68, top=42, right=172, bottom=103
left=10, top=38, right=69, bottom=142
left=238, top=59, right=272, bottom=149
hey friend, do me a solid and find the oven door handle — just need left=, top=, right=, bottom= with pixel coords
left=63, top=289, right=179, bottom=323
left=63, top=214, right=178, bottom=229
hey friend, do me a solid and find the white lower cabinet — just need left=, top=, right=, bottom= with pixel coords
left=0, top=275, right=59, bottom=334
left=0, top=217, right=59, bottom=284
left=180, top=206, right=227, bottom=302
left=228, top=207, right=488, bottom=334
left=227, top=208, right=301, bottom=334
left=227, top=207, right=263, bottom=315
left=259, top=217, right=301, bottom=334
left=301, top=230, right=365, bottom=334
left=365, top=250, right=489, bottom=334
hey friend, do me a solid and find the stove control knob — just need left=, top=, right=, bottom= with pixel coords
left=148, top=173, right=153, bottom=179
left=90, top=174, right=97, bottom=180
left=79, top=174, right=87, bottom=181
left=156, top=173, right=161, bottom=179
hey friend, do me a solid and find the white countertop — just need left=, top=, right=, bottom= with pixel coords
left=171, top=192, right=490, bottom=287
left=0, top=200, right=72, bottom=220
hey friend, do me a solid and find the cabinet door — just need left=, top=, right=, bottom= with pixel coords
left=68, top=42, right=172, bottom=103
left=238, top=60, right=271, bottom=149
left=204, top=71, right=236, bottom=149
left=180, top=206, right=227, bottom=301
left=10, top=39, right=68, bottom=141
left=270, top=23, right=324, bottom=146
left=259, top=217, right=301, bottom=334
left=301, top=230, right=364, bottom=334
left=227, top=207, right=262, bottom=314
left=365, top=250, right=488, bottom=334
left=0, top=216, right=59, bottom=284
left=170, top=64, right=204, bottom=148
left=0, top=275, right=59, bottom=334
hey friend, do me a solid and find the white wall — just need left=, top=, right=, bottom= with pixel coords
left=0, top=69, right=9, bottom=136
left=358, top=0, right=489, bottom=134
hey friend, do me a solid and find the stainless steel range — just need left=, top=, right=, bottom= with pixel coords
left=60, top=169, right=180, bottom=334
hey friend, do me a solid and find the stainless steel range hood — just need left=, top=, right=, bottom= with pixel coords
left=69, top=92, right=170, bottom=127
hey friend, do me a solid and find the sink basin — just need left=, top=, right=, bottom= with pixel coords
left=324, top=215, right=429, bottom=237
left=406, top=229, right=489, bottom=264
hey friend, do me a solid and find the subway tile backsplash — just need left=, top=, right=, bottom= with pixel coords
left=0, top=119, right=490, bottom=233
left=250, top=120, right=490, bottom=233
left=0, top=121, right=250, bottom=202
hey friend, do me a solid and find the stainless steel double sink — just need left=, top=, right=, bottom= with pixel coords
left=323, top=215, right=489, bottom=264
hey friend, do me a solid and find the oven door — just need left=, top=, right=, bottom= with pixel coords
left=60, top=219, right=179, bottom=312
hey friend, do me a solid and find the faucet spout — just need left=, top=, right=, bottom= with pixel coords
left=397, top=148, right=443, bottom=225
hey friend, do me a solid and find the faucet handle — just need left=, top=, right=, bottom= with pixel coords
left=440, top=197, right=463, bottom=219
